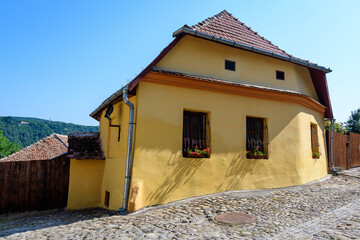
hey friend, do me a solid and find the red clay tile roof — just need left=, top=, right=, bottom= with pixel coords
left=1, top=134, right=68, bottom=162
left=89, top=10, right=333, bottom=120
left=190, top=10, right=290, bottom=57
left=173, top=10, right=329, bottom=72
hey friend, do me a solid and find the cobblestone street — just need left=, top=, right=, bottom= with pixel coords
left=2, top=168, right=360, bottom=239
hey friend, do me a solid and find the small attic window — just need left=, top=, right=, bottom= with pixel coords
left=225, top=60, right=236, bottom=71
left=276, top=70, right=285, bottom=80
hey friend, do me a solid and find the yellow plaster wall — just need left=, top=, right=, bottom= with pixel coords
left=157, top=35, right=319, bottom=100
left=67, top=159, right=104, bottom=209
left=98, top=96, right=138, bottom=211
left=68, top=35, right=327, bottom=212
left=130, top=81, right=327, bottom=209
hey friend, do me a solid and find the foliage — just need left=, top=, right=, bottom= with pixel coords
left=246, top=146, right=265, bottom=157
left=347, top=108, right=360, bottom=134
left=0, top=130, right=21, bottom=158
left=312, top=152, right=321, bottom=158
left=0, top=116, right=98, bottom=148
left=184, top=146, right=211, bottom=158
left=325, top=120, right=349, bottom=135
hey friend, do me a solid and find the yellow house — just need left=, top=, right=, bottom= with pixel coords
left=67, top=10, right=333, bottom=213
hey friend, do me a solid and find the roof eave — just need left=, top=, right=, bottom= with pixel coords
left=173, top=26, right=332, bottom=73
left=89, top=86, right=126, bottom=120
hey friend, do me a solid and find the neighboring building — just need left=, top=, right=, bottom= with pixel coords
left=67, top=10, right=333, bottom=213
left=1, top=134, right=68, bottom=161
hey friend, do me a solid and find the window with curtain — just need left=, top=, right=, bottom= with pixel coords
left=183, top=111, right=210, bottom=158
left=246, top=117, right=269, bottom=159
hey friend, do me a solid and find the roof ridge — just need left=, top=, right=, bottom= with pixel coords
left=191, top=10, right=229, bottom=29
left=191, top=10, right=292, bottom=57
left=230, top=14, right=291, bottom=57
left=54, top=133, right=67, bottom=137
left=54, top=133, right=69, bottom=148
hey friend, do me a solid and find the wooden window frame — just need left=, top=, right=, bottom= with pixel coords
left=183, top=110, right=211, bottom=158
left=246, top=117, right=269, bottom=159
left=311, top=123, right=320, bottom=158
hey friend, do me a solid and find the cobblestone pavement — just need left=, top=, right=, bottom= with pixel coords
left=2, top=168, right=360, bottom=239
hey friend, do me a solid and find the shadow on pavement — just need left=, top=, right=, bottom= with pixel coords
left=0, top=208, right=118, bottom=237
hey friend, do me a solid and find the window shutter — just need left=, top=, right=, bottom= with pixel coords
left=263, top=119, right=269, bottom=157
left=205, top=114, right=211, bottom=149
left=311, top=124, right=319, bottom=155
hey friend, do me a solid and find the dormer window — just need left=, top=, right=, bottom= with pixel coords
left=225, top=60, right=236, bottom=71
left=276, top=70, right=285, bottom=80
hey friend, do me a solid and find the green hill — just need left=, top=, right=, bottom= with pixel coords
left=0, top=116, right=98, bottom=147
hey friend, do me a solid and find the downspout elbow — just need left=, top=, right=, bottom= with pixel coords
left=123, top=86, right=134, bottom=110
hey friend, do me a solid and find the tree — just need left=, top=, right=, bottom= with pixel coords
left=0, top=130, right=21, bottom=158
left=325, top=120, right=349, bottom=134
left=347, top=108, right=360, bottom=134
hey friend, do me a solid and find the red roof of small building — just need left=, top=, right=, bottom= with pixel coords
left=190, top=10, right=290, bottom=57
left=1, top=134, right=68, bottom=162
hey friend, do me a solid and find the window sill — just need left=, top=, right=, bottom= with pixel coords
left=183, top=153, right=210, bottom=159
left=247, top=155, right=268, bottom=159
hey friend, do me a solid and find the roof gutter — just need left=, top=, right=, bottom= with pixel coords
left=173, top=27, right=332, bottom=73
left=90, top=87, right=125, bottom=120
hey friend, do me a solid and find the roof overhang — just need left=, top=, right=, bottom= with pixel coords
left=173, top=26, right=332, bottom=73
left=308, top=68, right=333, bottom=119
left=144, top=70, right=326, bottom=115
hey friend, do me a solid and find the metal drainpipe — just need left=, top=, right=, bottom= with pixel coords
left=330, top=118, right=338, bottom=175
left=119, top=86, right=135, bottom=215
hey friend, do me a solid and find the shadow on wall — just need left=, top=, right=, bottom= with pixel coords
left=146, top=152, right=205, bottom=204
left=144, top=107, right=324, bottom=205
left=217, top=152, right=266, bottom=190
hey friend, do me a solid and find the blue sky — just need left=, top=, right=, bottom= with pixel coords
left=1, top=1, right=359, bottom=126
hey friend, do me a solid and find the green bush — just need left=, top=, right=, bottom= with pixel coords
left=325, top=120, right=349, bottom=135
left=0, top=130, right=21, bottom=158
